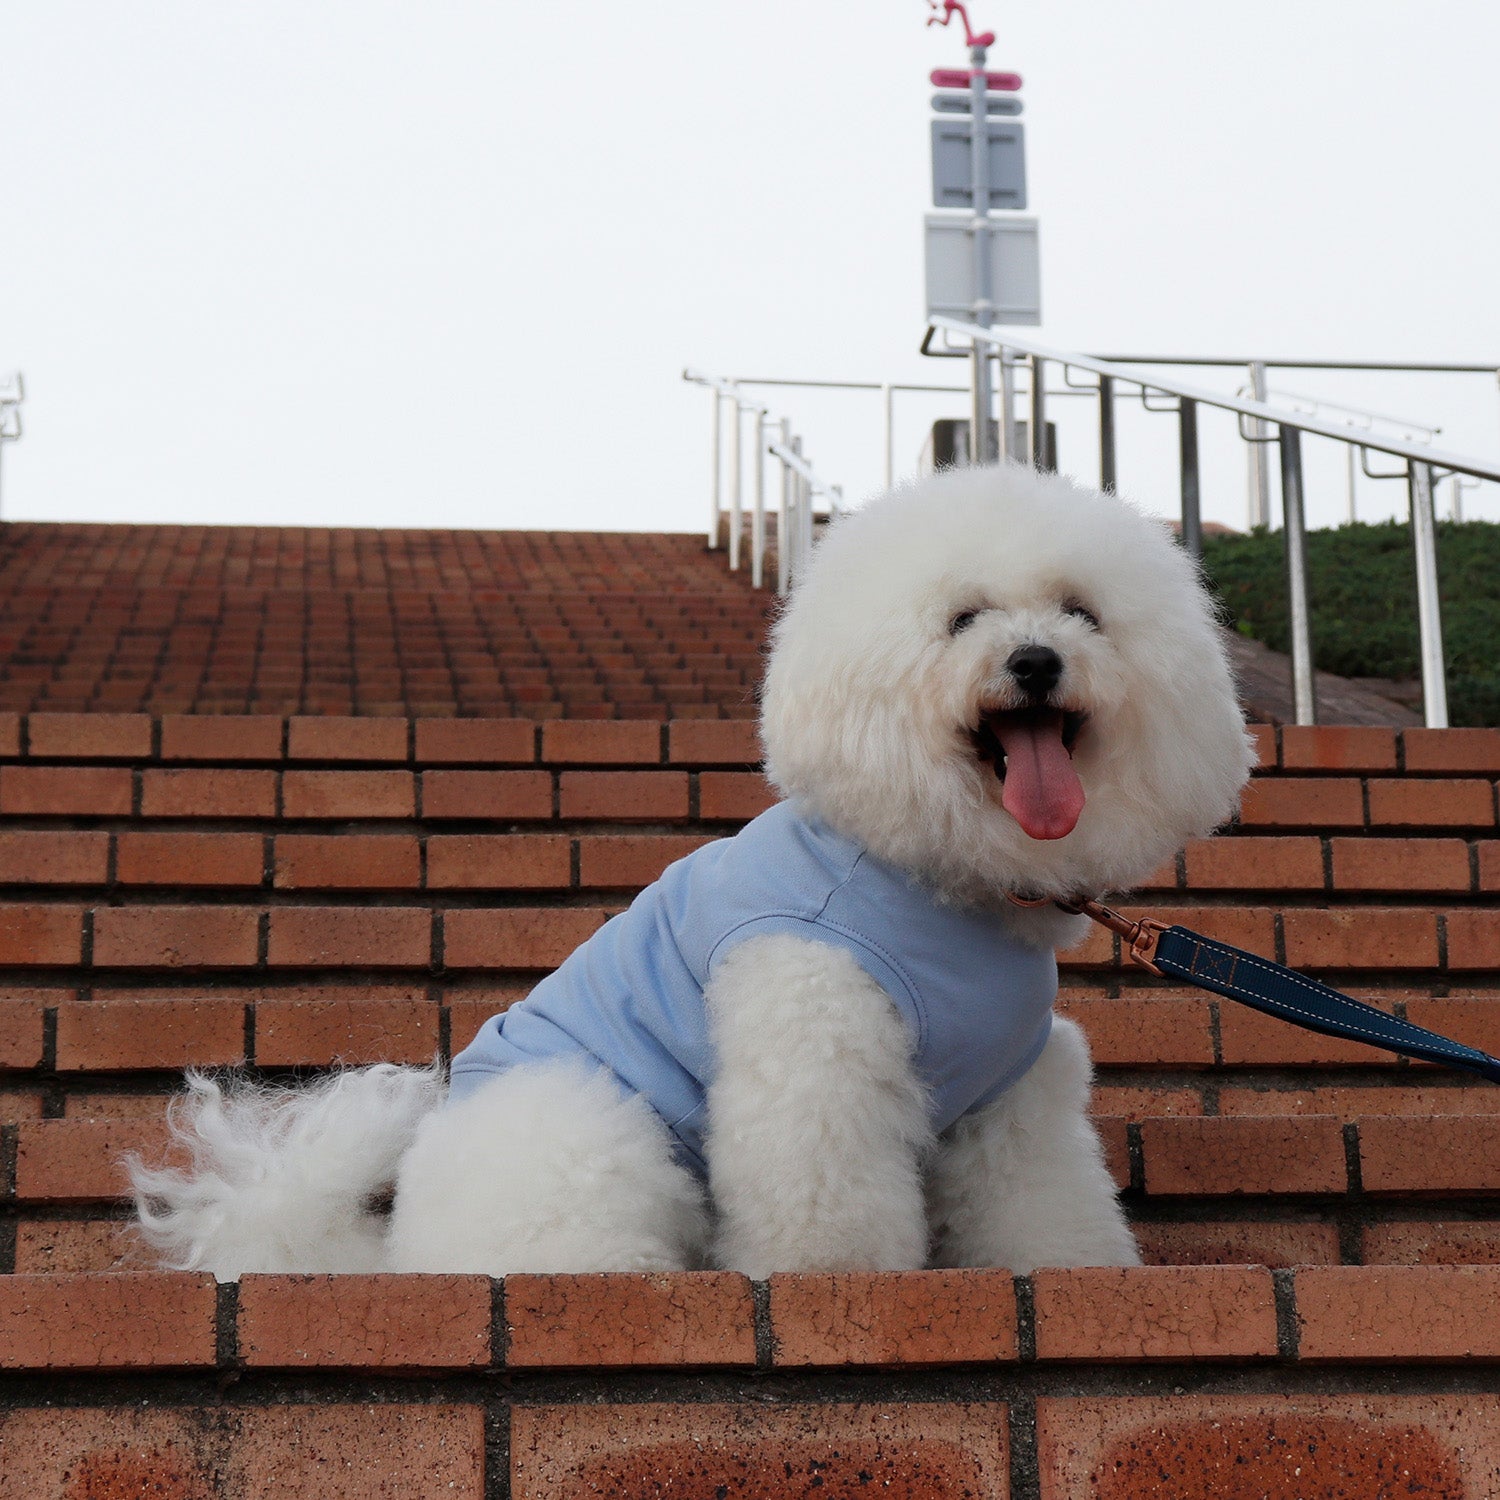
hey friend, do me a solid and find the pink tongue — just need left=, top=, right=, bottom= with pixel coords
left=993, top=714, right=1085, bottom=840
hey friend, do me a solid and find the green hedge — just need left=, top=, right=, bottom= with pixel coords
left=1198, top=520, right=1500, bottom=727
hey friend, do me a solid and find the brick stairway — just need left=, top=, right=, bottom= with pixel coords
left=0, top=700, right=1496, bottom=1495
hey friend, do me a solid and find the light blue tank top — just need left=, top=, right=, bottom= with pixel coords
left=449, top=799, right=1056, bottom=1175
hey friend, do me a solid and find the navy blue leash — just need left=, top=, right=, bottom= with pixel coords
left=1059, top=897, right=1500, bottom=1085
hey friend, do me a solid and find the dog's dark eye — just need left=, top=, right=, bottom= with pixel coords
left=948, top=609, right=981, bottom=636
left=1063, top=600, right=1101, bottom=630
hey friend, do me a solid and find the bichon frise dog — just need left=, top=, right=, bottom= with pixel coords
left=129, top=464, right=1253, bottom=1280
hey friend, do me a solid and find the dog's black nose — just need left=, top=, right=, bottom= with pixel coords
left=1007, top=644, right=1062, bottom=698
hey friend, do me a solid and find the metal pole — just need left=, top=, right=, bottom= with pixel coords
left=791, top=434, right=806, bottom=583
left=786, top=420, right=798, bottom=594
left=882, top=383, right=894, bottom=489
left=968, top=42, right=995, bottom=463
left=708, top=391, right=721, bottom=548
left=1098, top=374, right=1116, bottom=493
left=1408, top=460, right=1450, bottom=728
left=1278, top=425, right=1318, bottom=725
left=1178, top=397, right=1201, bottom=559
left=1346, top=443, right=1358, bottom=524
left=729, top=398, right=742, bottom=572
left=997, top=349, right=1015, bottom=462
left=1248, top=361, right=1271, bottom=529
left=752, top=409, right=766, bottom=589
left=1030, top=355, right=1047, bottom=469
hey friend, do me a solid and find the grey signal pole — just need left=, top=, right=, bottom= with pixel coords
left=968, top=42, right=995, bottom=463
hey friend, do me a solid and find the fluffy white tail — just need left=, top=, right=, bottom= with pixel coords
left=126, top=1063, right=445, bottom=1282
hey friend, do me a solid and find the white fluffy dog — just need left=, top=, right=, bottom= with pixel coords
left=129, top=464, right=1253, bottom=1281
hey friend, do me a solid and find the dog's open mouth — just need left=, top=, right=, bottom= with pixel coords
left=972, top=706, right=1089, bottom=841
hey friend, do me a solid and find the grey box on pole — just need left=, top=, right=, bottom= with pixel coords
left=931, top=92, right=1023, bottom=117
left=931, top=119, right=1027, bottom=209
left=924, top=214, right=1041, bottom=325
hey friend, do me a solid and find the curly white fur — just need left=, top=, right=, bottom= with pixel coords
left=127, top=464, right=1252, bottom=1280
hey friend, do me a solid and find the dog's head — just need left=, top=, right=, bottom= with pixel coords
left=761, top=464, right=1255, bottom=907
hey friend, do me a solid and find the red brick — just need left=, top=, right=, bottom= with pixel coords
left=115, top=830, right=266, bottom=886
left=14, top=1117, right=170, bottom=1202
left=445, top=988, right=529, bottom=1051
left=422, top=769, right=553, bottom=819
left=287, top=715, right=409, bottom=762
left=1032, top=1265, right=1277, bottom=1360
left=1217, top=991, right=1404, bottom=1066
left=668, top=719, right=761, bottom=764
left=0, top=998, right=47, bottom=1068
left=1140, top=1115, right=1348, bottom=1196
left=512, top=1401, right=1008, bottom=1499
left=506, top=1272, right=755, bottom=1368
left=281, top=769, right=414, bottom=818
left=1133, top=1220, right=1341, bottom=1268
left=1296, top=1265, right=1500, bottom=1360
left=1090, top=1085, right=1203, bottom=1119
left=1482, top=841, right=1500, bottom=891
left=1404, top=727, right=1500, bottom=773
left=1405, top=998, right=1500, bottom=1059
left=1036, top=1393, right=1500, bottom=1498
left=443, top=908, right=608, bottom=970
left=160, top=712, right=285, bottom=761
left=273, top=833, right=421, bottom=889
left=93, top=906, right=260, bottom=968
left=415, top=717, right=535, bottom=763
left=426, top=834, right=572, bottom=889
left=54, top=996, right=245, bottom=1071
left=0, top=1272, right=216, bottom=1369
left=577, top=834, right=714, bottom=888
left=238, top=1273, right=490, bottom=1368
left=14, top=1218, right=138, bottom=1273
left=140, top=767, right=278, bottom=818
left=0, top=1087, right=45, bottom=1122
left=1057, top=916, right=1116, bottom=969
left=1221, top=1083, right=1496, bottom=1117
left=1281, top=725, right=1397, bottom=771
left=558, top=770, right=688, bottom=821
left=1120, top=904, right=1277, bottom=958
left=1281, top=908, right=1439, bottom=970
left=0, top=830, right=109, bottom=884
left=266, top=907, right=430, bottom=969
left=541, top=719, right=662, bottom=764
left=253, top=993, right=439, bottom=1065
left=1329, top=835, right=1471, bottom=892
left=1056, top=995, right=1215, bottom=1068
left=1246, top=723, right=1276, bottom=768
left=26, top=711, right=153, bottom=759
left=0, top=765, right=133, bottom=815
left=0, top=905, right=85, bottom=966
left=0, top=1406, right=485, bottom=1497
left=698, top=771, right=777, bottom=820
left=1236, top=776, right=1364, bottom=828
left=64, top=1089, right=175, bottom=1119
left=0, top=712, right=20, bottom=757
left=1183, top=835, right=1324, bottom=890
left=1448, top=910, right=1500, bottom=971
left=1362, top=1221, right=1500, bottom=1265
left=1358, top=1116, right=1500, bottom=1194
left=1367, top=777, right=1495, bottom=828
left=769, top=1269, right=1016, bottom=1366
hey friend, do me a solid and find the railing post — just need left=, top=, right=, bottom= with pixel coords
left=752, top=409, right=767, bottom=590
left=729, top=397, right=743, bottom=572
left=1178, top=397, right=1201, bottom=559
left=971, top=343, right=995, bottom=464
left=1408, top=460, right=1450, bottom=728
left=1030, top=356, right=1047, bottom=470
left=997, top=349, right=1015, bottom=462
left=708, top=390, right=722, bottom=549
left=1098, top=374, right=1116, bottom=493
left=1247, top=361, right=1271, bottom=529
left=1278, top=425, right=1318, bottom=725
left=881, top=383, right=895, bottom=490
left=777, top=419, right=792, bottom=595
left=791, top=434, right=806, bottom=584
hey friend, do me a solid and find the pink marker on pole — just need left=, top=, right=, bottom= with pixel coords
left=930, top=67, right=1022, bottom=91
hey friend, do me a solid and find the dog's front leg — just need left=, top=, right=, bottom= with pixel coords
left=703, top=934, right=933, bottom=1277
left=927, top=1014, right=1140, bottom=1271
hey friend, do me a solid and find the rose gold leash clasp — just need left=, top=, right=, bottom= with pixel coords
left=1010, top=892, right=1167, bottom=976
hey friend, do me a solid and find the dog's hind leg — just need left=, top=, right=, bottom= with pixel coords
left=927, top=1014, right=1140, bottom=1272
left=385, top=1059, right=709, bottom=1274
left=703, top=934, right=934, bottom=1277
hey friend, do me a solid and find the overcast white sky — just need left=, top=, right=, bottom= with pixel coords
left=2, top=1, right=1498, bottom=534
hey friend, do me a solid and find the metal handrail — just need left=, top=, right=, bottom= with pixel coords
left=927, top=317, right=1500, bottom=729
left=682, top=368, right=843, bottom=593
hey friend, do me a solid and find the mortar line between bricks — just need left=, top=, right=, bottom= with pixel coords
left=1008, top=1394, right=1040, bottom=1500
left=217, top=1280, right=240, bottom=1368
left=0, top=1208, right=14, bottom=1275
left=1272, top=1267, right=1300, bottom=1357
left=1342, top=1122, right=1364, bottom=1196
left=484, top=1395, right=512, bottom=1500
left=0, top=1124, right=16, bottom=1207
left=751, top=1279, right=774, bottom=1369
left=1125, top=1122, right=1146, bottom=1195
left=1468, top=838, right=1481, bottom=895
left=1436, top=911, right=1449, bottom=972
left=1013, top=1275, right=1036, bottom=1363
